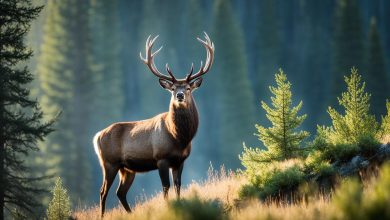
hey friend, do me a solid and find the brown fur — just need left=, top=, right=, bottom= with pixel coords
left=94, top=90, right=199, bottom=217
left=95, top=32, right=214, bottom=217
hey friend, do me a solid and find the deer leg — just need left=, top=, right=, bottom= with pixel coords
left=157, top=160, right=170, bottom=200
left=172, top=163, right=184, bottom=199
left=116, top=168, right=135, bottom=212
left=100, top=164, right=118, bottom=218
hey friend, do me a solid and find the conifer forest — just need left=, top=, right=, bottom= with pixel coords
left=1, top=0, right=390, bottom=219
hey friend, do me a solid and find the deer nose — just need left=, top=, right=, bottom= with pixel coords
left=176, top=92, right=184, bottom=100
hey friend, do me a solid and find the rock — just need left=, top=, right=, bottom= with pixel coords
left=360, top=160, right=369, bottom=167
left=351, top=156, right=363, bottom=167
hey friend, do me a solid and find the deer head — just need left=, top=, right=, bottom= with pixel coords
left=140, top=32, right=215, bottom=105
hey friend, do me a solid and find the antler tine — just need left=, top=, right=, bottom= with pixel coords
left=187, top=32, right=215, bottom=82
left=140, top=35, right=175, bottom=82
left=185, top=63, right=195, bottom=81
left=165, top=63, right=176, bottom=81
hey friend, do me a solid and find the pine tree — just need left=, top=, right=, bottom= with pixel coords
left=89, top=0, right=124, bottom=128
left=182, top=0, right=213, bottom=166
left=137, top=0, right=168, bottom=117
left=212, top=0, right=256, bottom=167
left=331, top=0, right=364, bottom=108
left=325, top=67, right=378, bottom=144
left=244, top=70, right=309, bottom=161
left=46, top=177, right=71, bottom=220
left=300, top=0, right=334, bottom=129
left=366, top=17, right=388, bottom=118
left=252, top=0, right=280, bottom=102
left=0, top=0, right=53, bottom=218
left=37, top=0, right=92, bottom=202
left=117, top=0, right=143, bottom=119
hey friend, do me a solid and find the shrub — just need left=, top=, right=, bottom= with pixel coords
left=260, top=165, right=305, bottom=199
left=331, top=163, right=390, bottom=220
left=167, top=194, right=226, bottom=220
left=332, top=178, right=363, bottom=220
left=47, top=177, right=71, bottom=220
left=357, top=134, right=381, bottom=156
left=305, top=152, right=335, bottom=178
left=322, top=143, right=360, bottom=162
left=238, top=184, right=261, bottom=199
left=363, top=163, right=390, bottom=219
left=239, top=159, right=305, bottom=200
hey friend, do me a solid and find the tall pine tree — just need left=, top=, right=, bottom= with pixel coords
left=366, top=17, right=388, bottom=118
left=0, top=0, right=53, bottom=218
left=331, top=0, right=364, bottom=108
left=137, top=0, right=168, bottom=117
left=212, top=0, right=256, bottom=167
left=252, top=0, right=281, bottom=103
left=89, top=0, right=124, bottom=128
left=37, top=0, right=92, bottom=203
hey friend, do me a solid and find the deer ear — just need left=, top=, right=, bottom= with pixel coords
left=190, top=77, right=203, bottom=90
left=159, top=79, right=173, bottom=90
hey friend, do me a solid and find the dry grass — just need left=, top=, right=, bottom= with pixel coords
left=74, top=161, right=389, bottom=220
left=229, top=196, right=332, bottom=220
left=74, top=171, right=335, bottom=220
left=73, top=166, right=246, bottom=220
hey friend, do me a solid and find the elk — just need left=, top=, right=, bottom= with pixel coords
left=93, top=33, right=214, bottom=217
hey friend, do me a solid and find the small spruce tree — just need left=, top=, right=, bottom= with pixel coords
left=324, top=67, right=378, bottom=144
left=241, top=69, right=309, bottom=163
left=47, top=177, right=71, bottom=220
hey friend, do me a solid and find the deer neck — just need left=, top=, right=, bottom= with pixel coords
left=166, top=96, right=199, bottom=147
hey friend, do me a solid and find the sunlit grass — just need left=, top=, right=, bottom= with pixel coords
left=74, top=163, right=390, bottom=220
left=73, top=166, right=245, bottom=220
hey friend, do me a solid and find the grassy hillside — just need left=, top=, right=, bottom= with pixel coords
left=73, top=160, right=390, bottom=220
left=74, top=166, right=243, bottom=219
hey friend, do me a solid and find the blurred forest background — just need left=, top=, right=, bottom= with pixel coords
left=25, top=0, right=390, bottom=210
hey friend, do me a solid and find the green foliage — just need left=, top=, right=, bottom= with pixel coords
left=321, top=143, right=360, bottom=163
left=363, top=163, right=390, bottom=219
left=332, top=178, right=363, bottom=220
left=252, top=70, right=309, bottom=160
left=37, top=0, right=92, bottom=202
left=331, top=163, right=390, bottom=220
left=239, top=160, right=305, bottom=199
left=325, top=68, right=378, bottom=144
left=379, top=100, right=390, bottom=140
left=304, top=151, right=335, bottom=178
left=357, top=134, right=381, bottom=155
left=168, top=195, right=226, bottom=220
left=308, top=130, right=380, bottom=166
left=47, top=177, right=71, bottom=220
left=0, top=0, right=54, bottom=217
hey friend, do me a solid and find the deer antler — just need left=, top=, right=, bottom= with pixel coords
left=186, top=32, right=215, bottom=82
left=140, top=35, right=176, bottom=82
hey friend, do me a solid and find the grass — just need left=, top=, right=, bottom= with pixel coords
left=74, top=162, right=390, bottom=220
left=73, top=168, right=331, bottom=220
left=73, top=166, right=245, bottom=220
